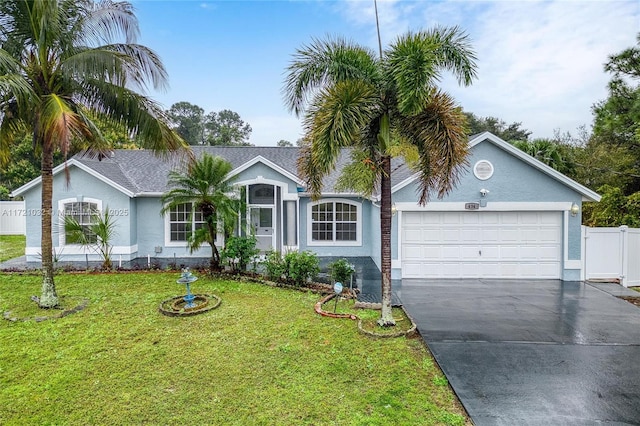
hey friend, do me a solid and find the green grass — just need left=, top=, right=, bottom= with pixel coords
left=0, top=272, right=468, bottom=425
left=0, top=235, right=25, bottom=262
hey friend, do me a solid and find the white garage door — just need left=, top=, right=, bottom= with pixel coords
left=401, top=211, right=562, bottom=279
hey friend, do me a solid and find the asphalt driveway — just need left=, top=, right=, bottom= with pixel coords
left=400, top=279, right=640, bottom=425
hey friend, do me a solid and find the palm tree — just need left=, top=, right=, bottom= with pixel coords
left=0, top=0, right=185, bottom=308
left=284, top=27, right=477, bottom=325
left=160, top=153, right=237, bottom=273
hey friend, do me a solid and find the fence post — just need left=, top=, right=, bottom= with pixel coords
left=620, top=225, right=629, bottom=287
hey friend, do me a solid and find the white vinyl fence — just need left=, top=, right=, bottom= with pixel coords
left=0, top=201, right=26, bottom=235
left=583, top=226, right=640, bottom=287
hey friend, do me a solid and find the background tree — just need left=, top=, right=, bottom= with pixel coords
left=277, top=139, right=293, bottom=147
left=161, top=153, right=237, bottom=272
left=0, top=0, right=185, bottom=308
left=167, top=101, right=205, bottom=145
left=511, top=138, right=576, bottom=175
left=284, top=27, right=477, bottom=325
left=583, top=185, right=640, bottom=227
left=591, top=33, right=640, bottom=194
left=464, top=112, right=531, bottom=142
left=205, top=109, right=252, bottom=146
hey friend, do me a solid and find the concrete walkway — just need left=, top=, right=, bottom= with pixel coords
left=401, top=279, right=640, bottom=425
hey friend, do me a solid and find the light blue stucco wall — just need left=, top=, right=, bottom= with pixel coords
left=134, top=197, right=213, bottom=260
left=232, top=163, right=299, bottom=194
left=22, top=165, right=133, bottom=262
left=392, top=140, right=588, bottom=279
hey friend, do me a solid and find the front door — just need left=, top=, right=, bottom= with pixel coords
left=250, top=207, right=274, bottom=251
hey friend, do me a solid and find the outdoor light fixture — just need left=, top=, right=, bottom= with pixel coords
left=391, top=203, right=398, bottom=216
left=570, top=203, right=579, bottom=217
left=480, top=188, right=489, bottom=197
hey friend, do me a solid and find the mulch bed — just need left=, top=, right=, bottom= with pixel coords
left=619, top=296, right=640, bottom=307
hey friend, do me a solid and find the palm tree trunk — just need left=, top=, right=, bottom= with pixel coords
left=209, top=225, right=221, bottom=273
left=378, top=155, right=396, bottom=326
left=39, top=143, right=58, bottom=308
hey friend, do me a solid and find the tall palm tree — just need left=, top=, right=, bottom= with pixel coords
left=160, top=153, right=237, bottom=273
left=0, top=0, right=185, bottom=308
left=284, top=27, right=477, bottom=325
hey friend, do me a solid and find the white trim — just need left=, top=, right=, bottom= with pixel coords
left=469, top=132, right=601, bottom=202
left=394, top=201, right=573, bottom=212
left=564, top=260, right=582, bottom=269
left=57, top=197, right=103, bottom=247
left=393, top=210, right=403, bottom=269
left=27, top=244, right=139, bottom=256
left=235, top=177, right=299, bottom=201
left=391, top=174, right=419, bottom=194
left=228, top=155, right=304, bottom=186
left=306, top=198, right=362, bottom=247
left=11, top=159, right=135, bottom=198
left=563, top=210, right=570, bottom=266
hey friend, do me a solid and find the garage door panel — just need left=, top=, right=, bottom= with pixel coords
left=442, top=229, right=461, bottom=242
left=460, top=246, right=481, bottom=260
left=401, top=211, right=562, bottom=279
left=480, top=246, right=500, bottom=260
left=460, top=228, right=481, bottom=241
left=481, top=228, right=500, bottom=242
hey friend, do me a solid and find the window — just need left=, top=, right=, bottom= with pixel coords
left=64, top=201, right=99, bottom=244
left=169, top=203, right=207, bottom=242
left=309, top=200, right=360, bottom=245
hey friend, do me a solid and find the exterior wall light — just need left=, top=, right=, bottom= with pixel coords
left=570, top=203, right=579, bottom=217
left=391, top=203, right=397, bottom=216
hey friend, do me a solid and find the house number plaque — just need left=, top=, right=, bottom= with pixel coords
left=465, top=202, right=480, bottom=210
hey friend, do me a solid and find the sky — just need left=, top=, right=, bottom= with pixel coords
left=132, top=0, right=640, bottom=146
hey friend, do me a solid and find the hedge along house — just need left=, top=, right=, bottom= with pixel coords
left=11, top=132, right=600, bottom=280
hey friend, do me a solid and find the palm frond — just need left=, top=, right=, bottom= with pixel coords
left=283, top=36, right=378, bottom=116
left=386, top=26, right=477, bottom=116
left=300, top=80, right=380, bottom=196
left=39, top=94, right=94, bottom=155
left=334, top=149, right=378, bottom=197
left=76, top=78, right=186, bottom=155
left=396, top=90, right=470, bottom=204
left=79, top=0, right=139, bottom=46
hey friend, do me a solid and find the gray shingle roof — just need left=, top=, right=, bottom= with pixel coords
left=72, top=146, right=416, bottom=196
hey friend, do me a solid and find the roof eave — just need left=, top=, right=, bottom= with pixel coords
left=10, top=158, right=135, bottom=198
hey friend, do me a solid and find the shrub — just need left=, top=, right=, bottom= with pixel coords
left=329, top=258, right=355, bottom=284
left=222, top=236, right=259, bottom=272
left=263, top=250, right=286, bottom=281
left=284, top=251, right=319, bottom=287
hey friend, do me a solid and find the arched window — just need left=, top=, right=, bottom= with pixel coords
left=308, top=200, right=361, bottom=246
left=58, top=197, right=102, bottom=246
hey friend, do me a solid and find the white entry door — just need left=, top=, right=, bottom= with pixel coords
left=250, top=207, right=274, bottom=251
left=401, top=211, right=562, bottom=279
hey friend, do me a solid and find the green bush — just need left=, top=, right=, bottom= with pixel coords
left=328, top=258, right=355, bottom=284
left=221, top=235, right=259, bottom=272
left=284, top=251, right=319, bottom=287
left=263, top=250, right=286, bottom=281
left=262, top=250, right=320, bottom=287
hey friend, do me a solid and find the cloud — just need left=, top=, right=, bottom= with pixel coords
left=332, top=0, right=640, bottom=138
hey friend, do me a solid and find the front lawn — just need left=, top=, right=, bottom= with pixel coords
left=0, top=235, right=25, bottom=262
left=0, top=272, right=468, bottom=425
